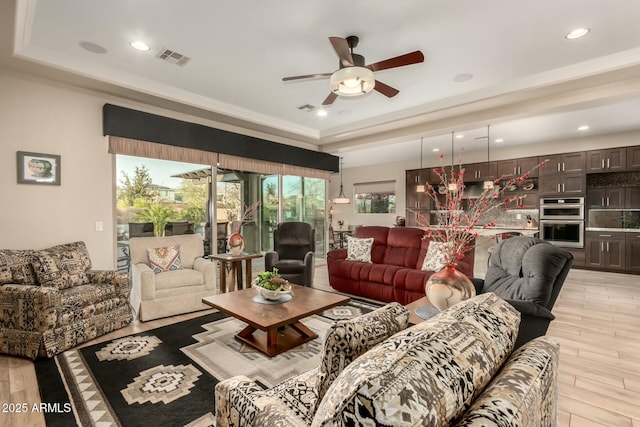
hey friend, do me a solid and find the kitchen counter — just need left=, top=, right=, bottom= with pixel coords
left=586, top=227, right=640, bottom=233
left=424, top=226, right=539, bottom=237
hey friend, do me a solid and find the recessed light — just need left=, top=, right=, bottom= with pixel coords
left=495, top=138, right=504, bottom=143
left=130, top=40, right=151, bottom=51
left=456, top=134, right=464, bottom=139
left=316, top=109, right=328, bottom=117
left=578, top=125, right=590, bottom=131
left=565, top=28, right=590, bottom=40
left=432, top=148, right=440, bottom=152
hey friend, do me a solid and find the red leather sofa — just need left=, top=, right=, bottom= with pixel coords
left=327, top=226, right=474, bottom=305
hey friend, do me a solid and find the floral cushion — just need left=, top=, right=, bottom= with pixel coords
left=0, top=249, right=37, bottom=285
left=31, top=242, right=92, bottom=290
left=421, top=241, right=450, bottom=271
left=147, top=245, right=182, bottom=273
left=345, top=236, right=373, bottom=263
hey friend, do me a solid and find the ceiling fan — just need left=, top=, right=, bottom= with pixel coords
left=282, top=35, right=425, bottom=106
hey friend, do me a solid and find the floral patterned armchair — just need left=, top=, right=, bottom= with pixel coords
left=0, top=241, right=133, bottom=359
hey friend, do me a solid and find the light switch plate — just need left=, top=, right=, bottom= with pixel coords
left=95, top=221, right=103, bottom=231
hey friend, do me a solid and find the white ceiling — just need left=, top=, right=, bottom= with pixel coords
left=4, top=0, right=640, bottom=168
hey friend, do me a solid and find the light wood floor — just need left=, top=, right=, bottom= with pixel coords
left=1, top=265, right=639, bottom=426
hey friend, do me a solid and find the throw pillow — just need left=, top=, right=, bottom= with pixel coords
left=421, top=241, right=451, bottom=271
left=31, top=242, right=92, bottom=289
left=345, top=236, right=374, bottom=263
left=147, top=245, right=182, bottom=273
left=0, top=249, right=38, bottom=286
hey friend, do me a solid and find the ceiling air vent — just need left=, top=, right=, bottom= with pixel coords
left=156, top=47, right=191, bottom=66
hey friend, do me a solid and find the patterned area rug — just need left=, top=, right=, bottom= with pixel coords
left=35, top=298, right=380, bottom=426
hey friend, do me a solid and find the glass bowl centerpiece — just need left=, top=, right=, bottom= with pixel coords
left=252, top=268, right=293, bottom=301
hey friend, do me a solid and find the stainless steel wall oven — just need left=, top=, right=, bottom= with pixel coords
left=539, top=197, right=584, bottom=248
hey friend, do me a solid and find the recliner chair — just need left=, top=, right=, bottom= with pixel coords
left=265, top=222, right=315, bottom=287
left=472, top=236, right=573, bottom=348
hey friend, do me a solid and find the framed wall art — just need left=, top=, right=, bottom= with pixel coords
left=17, top=151, right=61, bottom=185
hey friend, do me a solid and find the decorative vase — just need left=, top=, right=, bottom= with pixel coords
left=425, top=264, right=476, bottom=311
left=227, top=232, right=245, bottom=255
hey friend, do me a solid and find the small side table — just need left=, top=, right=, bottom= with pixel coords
left=405, top=296, right=439, bottom=325
left=208, top=253, right=264, bottom=293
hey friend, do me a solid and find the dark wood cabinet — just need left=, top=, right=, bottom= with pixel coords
left=585, top=231, right=626, bottom=270
left=463, top=161, right=497, bottom=181
left=626, top=233, right=640, bottom=273
left=406, top=169, right=429, bottom=210
left=587, top=187, right=626, bottom=209
left=540, top=152, right=586, bottom=176
left=566, top=248, right=585, bottom=267
left=586, top=148, right=626, bottom=172
left=540, top=173, right=585, bottom=195
left=627, top=146, right=640, bottom=170
left=626, top=187, right=640, bottom=209
left=497, top=156, right=540, bottom=178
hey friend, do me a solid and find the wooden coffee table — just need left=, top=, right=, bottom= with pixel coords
left=202, top=285, right=350, bottom=357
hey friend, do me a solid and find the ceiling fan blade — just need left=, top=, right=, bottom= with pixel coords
left=322, top=92, right=338, bottom=106
left=367, top=50, right=425, bottom=72
left=329, top=37, right=354, bottom=67
left=374, top=80, right=399, bottom=98
left=282, top=72, right=333, bottom=82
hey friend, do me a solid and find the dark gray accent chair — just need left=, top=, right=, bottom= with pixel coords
left=265, top=222, right=315, bottom=287
left=472, top=236, right=573, bottom=348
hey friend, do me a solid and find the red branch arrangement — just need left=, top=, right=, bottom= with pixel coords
left=417, top=152, right=547, bottom=266
left=231, top=201, right=261, bottom=234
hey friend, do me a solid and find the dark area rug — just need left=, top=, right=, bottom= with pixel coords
left=35, top=298, right=380, bottom=427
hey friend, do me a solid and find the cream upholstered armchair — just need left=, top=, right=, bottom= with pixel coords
left=129, top=234, right=216, bottom=321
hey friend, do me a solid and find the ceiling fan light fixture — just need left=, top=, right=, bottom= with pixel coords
left=330, top=67, right=375, bottom=96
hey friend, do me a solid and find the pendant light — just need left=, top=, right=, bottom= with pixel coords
left=333, top=157, right=351, bottom=204
left=416, top=137, right=426, bottom=192
left=447, top=131, right=458, bottom=192
left=483, top=125, right=495, bottom=190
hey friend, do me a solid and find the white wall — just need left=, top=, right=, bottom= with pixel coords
left=0, top=72, right=116, bottom=268
left=329, top=160, right=410, bottom=228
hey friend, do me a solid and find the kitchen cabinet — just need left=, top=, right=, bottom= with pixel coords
left=497, top=156, right=540, bottom=178
left=627, top=146, right=640, bottom=170
left=626, top=187, right=640, bottom=209
left=503, top=189, right=539, bottom=209
left=587, top=187, right=626, bottom=209
left=566, top=248, right=585, bottom=267
left=406, top=169, right=429, bottom=209
left=540, top=152, right=586, bottom=176
left=463, top=161, right=497, bottom=181
left=626, top=233, right=640, bottom=273
left=586, top=148, right=626, bottom=172
left=585, top=231, right=626, bottom=270
left=539, top=173, right=585, bottom=195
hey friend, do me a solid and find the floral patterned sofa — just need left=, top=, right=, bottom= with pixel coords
left=215, top=293, right=559, bottom=426
left=0, top=241, right=133, bottom=359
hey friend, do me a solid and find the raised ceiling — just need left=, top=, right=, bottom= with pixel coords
left=4, top=0, right=640, bottom=167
